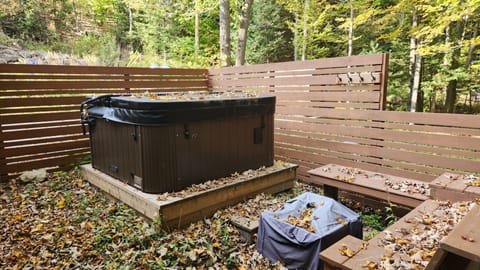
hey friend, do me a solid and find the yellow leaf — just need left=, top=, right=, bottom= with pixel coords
left=57, top=199, right=65, bottom=209
left=395, top=238, right=409, bottom=245
left=212, top=242, right=221, bottom=248
left=238, top=264, right=248, bottom=270
left=336, top=215, right=347, bottom=225
left=339, top=246, right=355, bottom=258
left=31, top=223, right=43, bottom=233
left=422, top=251, right=436, bottom=260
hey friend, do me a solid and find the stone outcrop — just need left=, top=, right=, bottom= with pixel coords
left=0, top=44, right=88, bottom=65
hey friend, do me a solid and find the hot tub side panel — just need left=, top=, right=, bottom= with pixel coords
left=139, top=125, right=177, bottom=193
left=175, top=113, right=274, bottom=189
left=90, top=119, right=137, bottom=185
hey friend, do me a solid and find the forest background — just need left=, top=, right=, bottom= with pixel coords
left=0, top=0, right=479, bottom=113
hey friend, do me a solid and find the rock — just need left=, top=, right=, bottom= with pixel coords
left=19, top=168, right=48, bottom=183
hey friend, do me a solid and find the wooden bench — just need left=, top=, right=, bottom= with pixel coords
left=320, top=200, right=477, bottom=270
left=430, top=172, right=480, bottom=202
left=428, top=204, right=480, bottom=270
left=308, top=164, right=430, bottom=208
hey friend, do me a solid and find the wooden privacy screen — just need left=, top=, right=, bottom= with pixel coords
left=2, top=53, right=479, bottom=184
left=209, top=54, right=389, bottom=110
left=0, top=64, right=208, bottom=180
left=274, top=108, right=480, bottom=182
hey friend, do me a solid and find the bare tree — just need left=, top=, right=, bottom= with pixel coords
left=408, top=10, right=422, bottom=112
left=235, top=0, right=254, bottom=66
left=348, top=0, right=353, bottom=56
left=219, top=0, right=231, bottom=66
left=194, top=0, right=199, bottom=62
left=301, top=0, right=308, bottom=61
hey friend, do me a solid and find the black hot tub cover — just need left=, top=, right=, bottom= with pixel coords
left=257, top=192, right=362, bottom=270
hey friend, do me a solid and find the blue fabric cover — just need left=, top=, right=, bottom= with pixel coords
left=257, top=192, right=362, bottom=270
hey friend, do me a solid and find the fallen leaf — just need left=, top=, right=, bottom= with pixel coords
left=461, top=235, right=475, bottom=242
left=57, top=199, right=65, bottom=209
left=31, top=223, right=43, bottom=233
left=339, top=245, right=355, bottom=257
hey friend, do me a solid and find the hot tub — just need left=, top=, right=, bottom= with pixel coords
left=81, top=92, right=275, bottom=194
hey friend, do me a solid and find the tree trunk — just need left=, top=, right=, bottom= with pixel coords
left=430, top=89, right=436, bottom=112
left=348, top=0, right=353, bottom=56
left=235, top=0, right=254, bottom=66
left=128, top=5, right=133, bottom=33
left=445, top=20, right=464, bottom=113
left=410, top=53, right=422, bottom=112
left=73, top=0, right=79, bottom=32
left=466, top=21, right=478, bottom=68
left=408, top=10, right=421, bottom=112
left=194, top=0, right=199, bottom=62
left=301, top=0, right=308, bottom=61
left=219, top=0, right=231, bottom=66
left=294, top=12, right=298, bottom=61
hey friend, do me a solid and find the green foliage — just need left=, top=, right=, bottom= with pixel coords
left=73, top=32, right=120, bottom=65
left=247, top=0, right=294, bottom=64
left=0, top=0, right=479, bottom=112
left=359, top=212, right=384, bottom=231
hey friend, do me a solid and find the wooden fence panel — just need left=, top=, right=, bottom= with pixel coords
left=274, top=109, right=480, bottom=183
left=209, top=54, right=389, bottom=110
left=0, top=64, right=208, bottom=180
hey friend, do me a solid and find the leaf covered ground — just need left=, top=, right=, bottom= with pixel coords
left=0, top=169, right=324, bottom=269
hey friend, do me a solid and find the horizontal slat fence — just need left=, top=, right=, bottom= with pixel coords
left=3, top=54, right=479, bottom=186
left=274, top=108, right=480, bottom=182
left=209, top=54, right=389, bottom=110
left=0, top=64, right=208, bottom=180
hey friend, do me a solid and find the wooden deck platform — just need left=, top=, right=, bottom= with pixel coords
left=80, top=163, right=297, bottom=230
left=430, top=172, right=480, bottom=202
left=309, top=164, right=430, bottom=208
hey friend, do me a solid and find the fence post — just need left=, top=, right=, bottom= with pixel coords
left=379, top=53, right=389, bottom=110
left=0, top=115, right=7, bottom=182
left=124, top=73, right=130, bottom=94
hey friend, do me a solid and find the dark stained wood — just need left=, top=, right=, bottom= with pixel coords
left=1, top=139, right=88, bottom=158
left=0, top=74, right=206, bottom=80
left=6, top=147, right=89, bottom=164
left=0, top=96, right=85, bottom=107
left=320, top=235, right=365, bottom=270
left=430, top=173, right=480, bottom=202
left=276, top=126, right=480, bottom=160
left=276, top=106, right=480, bottom=129
left=208, top=54, right=385, bottom=75
left=0, top=64, right=208, bottom=178
left=4, top=134, right=86, bottom=148
left=440, top=204, right=480, bottom=262
left=341, top=200, right=440, bottom=270
left=1, top=120, right=80, bottom=131
left=0, top=87, right=209, bottom=97
left=1, top=111, right=80, bottom=124
left=379, top=53, right=389, bottom=110
left=0, top=63, right=208, bottom=75
left=0, top=80, right=207, bottom=90
left=276, top=114, right=480, bottom=137
left=308, top=164, right=429, bottom=207
left=275, top=133, right=480, bottom=172
left=4, top=150, right=89, bottom=173
left=273, top=91, right=381, bottom=102
left=209, top=65, right=382, bottom=81
left=0, top=104, right=79, bottom=114
left=210, top=54, right=387, bottom=111
left=275, top=146, right=435, bottom=181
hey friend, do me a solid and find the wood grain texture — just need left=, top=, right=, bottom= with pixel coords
left=0, top=65, right=208, bottom=179
left=440, top=204, right=480, bottom=262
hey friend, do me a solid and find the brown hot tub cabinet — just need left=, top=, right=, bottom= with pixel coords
left=81, top=92, right=275, bottom=194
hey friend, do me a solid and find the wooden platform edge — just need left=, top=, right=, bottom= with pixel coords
left=81, top=164, right=162, bottom=219
left=80, top=163, right=297, bottom=229
left=161, top=166, right=297, bottom=229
